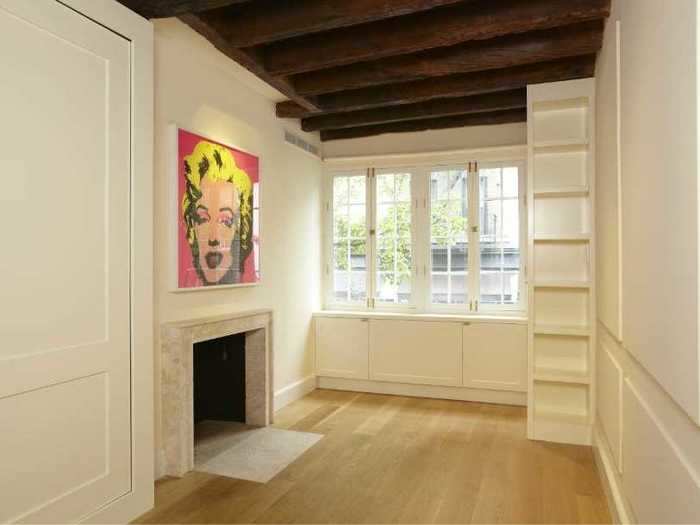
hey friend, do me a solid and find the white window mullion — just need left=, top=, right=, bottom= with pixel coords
left=499, top=169, right=505, bottom=305
left=470, top=161, right=480, bottom=311
left=367, top=167, right=375, bottom=309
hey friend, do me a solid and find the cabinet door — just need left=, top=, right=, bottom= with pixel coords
left=463, top=323, right=527, bottom=392
left=369, top=320, right=462, bottom=386
left=315, top=318, right=369, bottom=379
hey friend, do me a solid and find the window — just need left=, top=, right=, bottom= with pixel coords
left=331, top=173, right=367, bottom=304
left=326, top=161, right=525, bottom=313
left=478, top=166, right=521, bottom=307
left=430, top=169, right=469, bottom=305
left=375, top=171, right=412, bottom=305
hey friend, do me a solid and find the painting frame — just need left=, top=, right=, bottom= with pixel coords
left=169, top=124, right=262, bottom=292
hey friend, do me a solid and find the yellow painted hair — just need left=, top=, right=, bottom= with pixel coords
left=182, top=141, right=254, bottom=262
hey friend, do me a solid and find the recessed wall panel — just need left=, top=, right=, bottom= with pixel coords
left=0, top=374, right=107, bottom=522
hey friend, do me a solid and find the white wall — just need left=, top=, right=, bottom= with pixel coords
left=153, top=19, right=322, bottom=475
left=595, top=1, right=700, bottom=522
left=321, top=122, right=526, bottom=158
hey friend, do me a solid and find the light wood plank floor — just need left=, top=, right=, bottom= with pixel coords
left=136, top=389, right=611, bottom=524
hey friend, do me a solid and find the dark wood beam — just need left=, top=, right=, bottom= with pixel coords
left=203, top=0, right=466, bottom=48
left=293, top=21, right=603, bottom=96
left=263, top=0, right=610, bottom=76
left=320, top=109, right=527, bottom=141
left=277, top=55, right=596, bottom=118
left=117, top=0, right=251, bottom=19
left=180, top=13, right=320, bottom=112
left=302, top=89, right=526, bottom=132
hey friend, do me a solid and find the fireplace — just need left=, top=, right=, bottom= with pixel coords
left=193, top=333, right=246, bottom=424
left=159, top=310, right=273, bottom=477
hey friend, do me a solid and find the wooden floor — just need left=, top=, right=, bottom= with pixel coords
left=136, top=389, right=611, bottom=524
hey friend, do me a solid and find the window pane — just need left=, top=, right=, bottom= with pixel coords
left=396, top=173, right=411, bottom=201
left=430, top=169, right=468, bottom=305
left=376, top=172, right=412, bottom=304
left=348, top=176, right=365, bottom=204
left=334, top=271, right=348, bottom=301
left=333, top=177, right=349, bottom=206
left=478, top=166, right=520, bottom=307
left=332, top=174, right=366, bottom=303
left=333, top=205, right=348, bottom=238
left=479, top=271, right=503, bottom=305
left=377, top=239, right=395, bottom=272
left=450, top=273, right=467, bottom=304
left=350, top=272, right=366, bottom=301
left=350, top=240, right=366, bottom=270
left=333, top=242, right=348, bottom=271
left=431, top=273, right=448, bottom=304
left=502, top=167, right=519, bottom=198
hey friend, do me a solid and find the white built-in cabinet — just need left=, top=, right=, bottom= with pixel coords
left=463, top=322, right=527, bottom=392
left=315, top=315, right=527, bottom=395
left=527, top=78, right=596, bottom=446
left=369, top=320, right=462, bottom=386
left=315, top=317, right=369, bottom=379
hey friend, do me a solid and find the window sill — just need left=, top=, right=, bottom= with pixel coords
left=313, top=310, right=527, bottom=325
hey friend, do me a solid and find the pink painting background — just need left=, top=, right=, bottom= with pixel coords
left=177, top=128, right=260, bottom=288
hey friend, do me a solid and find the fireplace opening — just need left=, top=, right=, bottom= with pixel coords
left=193, top=333, right=246, bottom=424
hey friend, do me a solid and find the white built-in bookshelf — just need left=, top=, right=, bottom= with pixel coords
left=527, top=79, right=596, bottom=446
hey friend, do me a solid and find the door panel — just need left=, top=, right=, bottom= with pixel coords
left=462, top=323, right=527, bottom=392
left=369, top=320, right=462, bottom=386
left=316, top=318, right=369, bottom=379
left=0, top=0, right=131, bottom=522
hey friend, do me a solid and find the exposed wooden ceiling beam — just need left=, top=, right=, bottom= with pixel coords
left=203, top=0, right=466, bottom=48
left=117, top=0, right=251, bottom=19
left=263, top=0, right=610, bottom=76
left=301, top=89, right=526, bottom=132
left=277, top=56, right=596, bottom=119
left=320, top=109, right=527, bottom=141
left=293, top=21, right=603, bottom=96
left=180, top=13, right=320, bottom=112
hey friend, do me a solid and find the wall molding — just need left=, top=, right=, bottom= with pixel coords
left=317, top=377, right=526, bottom=406
left=274, top=375, right=317, bottom=412
left=593, top=424, right=633, bottom=524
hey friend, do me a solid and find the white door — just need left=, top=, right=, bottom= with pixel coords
left=0, top=0, right=131, bottom=522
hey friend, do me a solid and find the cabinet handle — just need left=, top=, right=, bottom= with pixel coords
left=360, top=318, right=369, bottom=322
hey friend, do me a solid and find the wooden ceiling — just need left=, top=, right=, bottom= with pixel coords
left=119, top=0, right=610, bottom=141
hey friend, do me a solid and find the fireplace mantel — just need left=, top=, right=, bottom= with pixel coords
left=159, top=310, right=273, bottom=477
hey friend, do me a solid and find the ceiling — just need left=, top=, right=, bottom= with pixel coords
left=119, top=0, right=610, bottom=141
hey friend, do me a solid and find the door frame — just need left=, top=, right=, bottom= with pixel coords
left=54, top=0, right=154, bottom=522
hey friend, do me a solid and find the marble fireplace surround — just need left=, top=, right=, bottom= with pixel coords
left=160, top=309, right=273, bottom=477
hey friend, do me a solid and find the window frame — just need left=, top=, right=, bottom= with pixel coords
left=323, top=158, right=527, bottom=315
left=472, top=160, right=528, bottom=313
left=324, top=169, right=371, bottom=310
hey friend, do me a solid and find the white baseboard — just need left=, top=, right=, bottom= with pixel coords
left=593, top=424, right=634, bottom=524
left=274, top=375, right=317, bottom=412
left=317, top=376, right=527, bottom=406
